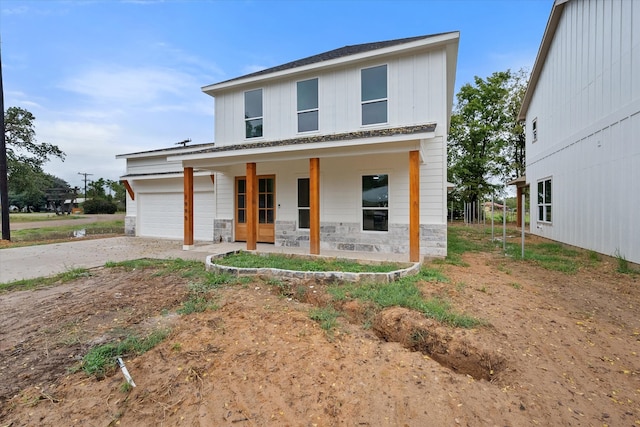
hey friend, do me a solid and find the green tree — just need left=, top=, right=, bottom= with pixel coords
left=87, top=177, right=108, bottom=199
left=4, top=107, right=65, bottom=208
left=447, top=70, right=528, bottom=220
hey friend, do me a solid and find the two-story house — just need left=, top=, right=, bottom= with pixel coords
left=117, top=32, right=460, bottom=262
left=519, top=0, right=639, bottom=264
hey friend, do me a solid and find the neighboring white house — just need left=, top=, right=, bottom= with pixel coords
left=117, top=33, right=460, bottom=262
left=519, top=0, right=640, bottom=264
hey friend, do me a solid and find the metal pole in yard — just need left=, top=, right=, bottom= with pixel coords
left=503, top=199, right=507, bottom=252
left=491, top=194, right=494, bottom=241
left=521, top=193, right=526, bottom=259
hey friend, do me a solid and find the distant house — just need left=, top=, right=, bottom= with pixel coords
left=519, top=0, right=639, bottom=263
left=117, top=33, right=460, bottom=262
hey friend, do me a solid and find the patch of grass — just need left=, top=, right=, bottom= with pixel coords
left=506, top=241, right=581, bottom=273
left=9, top=213, right=84, bottom=223
left=327, top=268, right=480, bottom=328
left=9, top=220, right=124, bottom=243
left=120, top=381, right=133, bottom=393
left=215, top=251, right=404, bottom=273
left=511, top=282, right=522, bottom=290
left=440, top=226, right=494, bottom=266
left=82, top=329, right=169, bottom=378
left=309, top=306, right=341, bottom=333
left=177, top=270, right=235, bottom=315
left=0, top=267, right=90, bottom=293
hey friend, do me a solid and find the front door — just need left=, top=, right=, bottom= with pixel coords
left=235, top=175, right=275, bottom=243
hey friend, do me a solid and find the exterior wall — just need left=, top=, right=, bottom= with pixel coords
left=526, top=0, right=640, bottom=263
left=213, top=148, right=447, bottom=258
left=126, top=156, right=185, bottom=175
left=213, top=48, right=448, bottom=146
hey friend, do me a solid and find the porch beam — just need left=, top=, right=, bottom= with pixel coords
left=183, top=167, right=194, bottom=250
left=310, top=158, right=320, bottom=255
left=409, top=151, right=420, bottom=262
left=246, top=163, right=257, bottom=250
left=122, top=180, right=135, bottom=201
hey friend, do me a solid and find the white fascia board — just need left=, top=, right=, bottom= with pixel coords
left=120, top=170, right=212, bottom=181
left=202, top=33, right=459, bottom=95
left=168, top=131, right=435, bottom=166
left=115, top=144, right=216, bottom=160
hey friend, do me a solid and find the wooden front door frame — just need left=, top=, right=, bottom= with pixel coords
left=235, top=172, right=276, bottom=245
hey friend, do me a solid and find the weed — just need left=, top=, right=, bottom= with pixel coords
left=309, top=307, right=341, bottom=333
left=81, top=329, right=169, bottom=377
left=455, top=282, right=467, bottom=292
left=171, top=343, right=182, bottom=352
left=615, top=249, right=631, bottom=274
left=120, top=381, right=133, bottom=393
left=511, top=283, right=522, bottom=290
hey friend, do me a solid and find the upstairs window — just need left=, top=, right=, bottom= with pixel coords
left=297, top=178, right=310, bottom=229
left=532, top=118, right=538, bottom=142
left=537, top=178, right=552, bottom=222
left=362, top=174, right=388, bottom=231
left=361, top=65, right=388, bottom=125
left=297, top=78, right=318, bottom=132
left=245, top=89, right=263, bottom=138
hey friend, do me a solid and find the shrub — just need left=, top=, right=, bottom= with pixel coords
left=82, top=199, right=117, bottom=214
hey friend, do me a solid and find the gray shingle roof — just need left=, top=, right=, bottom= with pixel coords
left=214, top=32, right=455, bottom=86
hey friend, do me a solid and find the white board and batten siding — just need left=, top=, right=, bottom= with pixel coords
left=213, top=49, right=449, bottom=146
left=526, top=0, right=640, bottom=263
left=134, top=177, right=215, bottom=241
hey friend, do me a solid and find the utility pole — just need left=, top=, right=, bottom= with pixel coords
left=78, top=172, right=93, bottom=198
left=0, top=44, right=10, bottom=241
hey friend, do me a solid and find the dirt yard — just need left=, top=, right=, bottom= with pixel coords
left=1, top=236, right=638, bottom=426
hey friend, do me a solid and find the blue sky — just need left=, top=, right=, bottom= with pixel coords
left=1, top=0, right=552, bottom=189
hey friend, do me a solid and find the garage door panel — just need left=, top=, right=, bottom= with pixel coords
left=138, top=193, right=182, bottom=239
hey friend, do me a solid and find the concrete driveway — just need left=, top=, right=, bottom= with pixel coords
left=0, top=237, right=240, bottom=283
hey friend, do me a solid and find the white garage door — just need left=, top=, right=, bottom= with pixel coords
left=138, top=192, right=183, bottom=239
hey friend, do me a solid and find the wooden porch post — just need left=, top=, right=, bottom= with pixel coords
left=183, top=167, right=194, bottom=250
left=310, top=158, right=320, bottom=255
left=516, top=185, right=523, bottom=227
left=246, top=163, right=257, bottom=250
left=409, top=151, right=420, bottom=262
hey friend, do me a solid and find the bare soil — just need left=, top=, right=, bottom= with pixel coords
left=1, top=240, right=638, bottom=426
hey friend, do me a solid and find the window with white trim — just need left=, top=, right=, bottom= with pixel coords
left=361, top=65, right=387, bottom=125
left=245, top=89, right=263, bottom=138
left=297, top=178, right=310, bottom=229
left=297, top=78, right=318, bottom=132
left=532, top=118, right=538, bottom=142
left=537, top=178, right=552, bottom=222
left=362, top=174, right=388, bottom=231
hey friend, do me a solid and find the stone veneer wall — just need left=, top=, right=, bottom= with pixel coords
left=275, top=220, right=447, bottom=258
left=214, top=219, right=233, bottom=243
left=125, top=216, right=136, bottom=236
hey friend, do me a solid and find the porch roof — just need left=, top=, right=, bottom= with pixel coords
left=168, top=123, right=437, bottom=168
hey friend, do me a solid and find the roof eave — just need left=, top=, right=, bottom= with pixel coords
left=518, top=0, right=569, bottom=121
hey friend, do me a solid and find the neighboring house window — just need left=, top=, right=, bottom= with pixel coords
left=297, top=78, right=318, bottom=132
left=537, top=178, right=552, bottom=222
left=532, top=118, right=538, bottom=142
left=361, top=65, right=388, bottom=125
left=298, top=178, right=310, bottom=229
left=362, top=174, right=388, bottom=231
left=245, top=89, right=263, bottom=138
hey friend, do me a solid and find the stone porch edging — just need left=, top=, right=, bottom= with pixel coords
left=205, top=250, right=421, bottom=283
